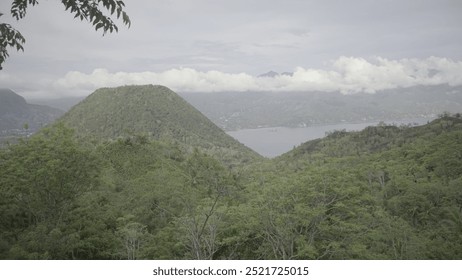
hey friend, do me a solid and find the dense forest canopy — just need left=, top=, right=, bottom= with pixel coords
left=1, top=85, right=461, bottom=259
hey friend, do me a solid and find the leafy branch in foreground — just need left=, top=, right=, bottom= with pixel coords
left=0, top=0, right=131, bottom=69
left=58, top=0, right=131, bottom=34
left=0, top=13, right=25, bottom=70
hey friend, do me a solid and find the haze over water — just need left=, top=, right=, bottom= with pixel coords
left=228, top=118, right=433, bottom=158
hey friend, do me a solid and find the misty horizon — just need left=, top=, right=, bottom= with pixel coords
left=1, top=0, right=461, bottom=99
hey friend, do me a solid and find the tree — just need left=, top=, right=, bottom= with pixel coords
left=116, top=215, right=148, bottom=260
left=0, top=0, right=131, bottom=69
left=177, top=150, right=236, bottom=259
left=0, top=123, right=102, bottom=258
left=0, top=12, right=24, bottom=70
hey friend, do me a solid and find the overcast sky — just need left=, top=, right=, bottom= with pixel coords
left=1, top=0, right=461, bottom=98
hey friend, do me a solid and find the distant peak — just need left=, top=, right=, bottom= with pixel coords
left=258, top=71, right=279, bottom=78
left=257, top=71, right=293, bottom=78
left=0, top=88, right=27, bottom=103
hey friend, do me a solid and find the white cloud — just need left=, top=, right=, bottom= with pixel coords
left=50, top=56, right=462, bottom=96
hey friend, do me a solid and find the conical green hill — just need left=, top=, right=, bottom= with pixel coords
left=59, top=85, right=260, bottom=164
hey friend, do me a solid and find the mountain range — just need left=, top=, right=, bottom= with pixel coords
left=0, top=88, right=64, bottom=144
left=17, top=84, right=462, bottom=132
left=181, top=84, right=462, bottom=130
left=0, top=88, right=64, bottom=131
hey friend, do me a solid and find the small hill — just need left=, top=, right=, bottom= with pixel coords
left=0, top=89, right=64, bottom=142
left=280, top=114, right=462, bottom=161
left=59, top=85, right=260, bottom=165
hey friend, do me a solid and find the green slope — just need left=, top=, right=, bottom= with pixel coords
left=59, top=85, right=260, bottom=165
left=279, top=114, right=462, bottom=161
left=241, top=114, right=462, bottom=259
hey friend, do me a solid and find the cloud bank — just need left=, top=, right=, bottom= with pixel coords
left=51, top=56, right=462, bottom=96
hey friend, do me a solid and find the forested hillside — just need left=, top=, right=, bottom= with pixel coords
left=0, top=85, right=461, bottom=259
left=58, top=85, right=260, bottom=166
left=255, top=114, right=462, bottom=259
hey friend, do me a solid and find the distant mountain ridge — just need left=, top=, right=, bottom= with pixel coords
left=0, top=88, right=64, bottom=132
left=257, top=71, right=293, bottom=77
left=181, top=84, right=462, bottom=130
left=23, top=84, right=462, bottom=132
left=27, top=96, right=85, bottom=111
left=58, top=85, right=260, bottom=164
left=258, top=71, right=280, bottom=78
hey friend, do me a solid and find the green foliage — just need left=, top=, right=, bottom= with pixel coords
left=0, top=13, right=25, bottom=70
left=271, top=114, right=462, bottom=259
left=59, top=85, right=261, bottom=166
left=9, top=0, right=130, bottom=33
left=1, top=87, right=462, bottom=260
left=0, top=123, right=101, bottom=258
left=59, top=0, right=131, bottom=33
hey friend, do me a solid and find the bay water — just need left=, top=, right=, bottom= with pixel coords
left=227, top=118, right=432, bottom=158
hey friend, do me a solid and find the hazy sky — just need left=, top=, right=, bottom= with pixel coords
left=1, top=0, right=461, bottom=98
